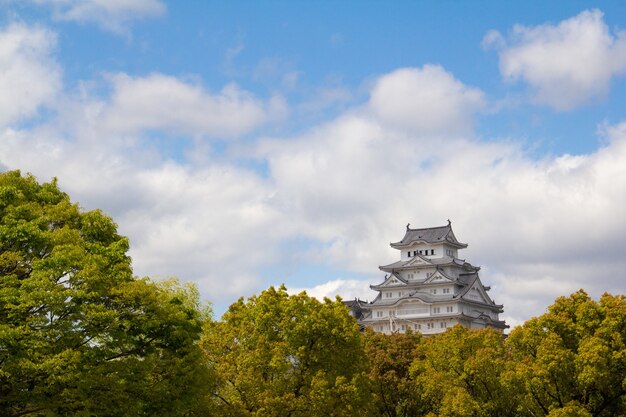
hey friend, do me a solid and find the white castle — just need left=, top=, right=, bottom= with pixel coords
left=352, top=221, right=507, bottom=335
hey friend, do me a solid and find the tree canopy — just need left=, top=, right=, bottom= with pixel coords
left=202, top=286, right=372, bottom=416
left=411, top=325, right=517, bottom=417
left=363, top=329, right=425, bottom=417
left=506, top=290, right=626, bottom=417
left=0, top=171, right=212, bottom=416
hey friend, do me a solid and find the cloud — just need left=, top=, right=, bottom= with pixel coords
left=31, top=0, right=166, bottom=34
left=486, top=9, right=626, bottom=110
left=119, top=163, right=288, bottom=298
left=297, top=85, right=352, bottom=113
left=0, top=126, right=290, bottom=301
left=368, top=65, right=485, bottom=135
left=2, top=32, right=625, bottom=331
left=0, top=69, right=289, bottom=304
left=101, top=73, right=287, bottom=138
left=257, top=67, right=626, bottom=326
left=288, top=279, right=378, bottom=302
left=269, top=116, right=626, bottom=327
left=0, top=23, right=60, bottom=127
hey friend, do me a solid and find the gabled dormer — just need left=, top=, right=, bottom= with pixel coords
left=423, top=268, right=455, bottom=284
left=457, top=276, right=501, bottom=310
left=370, top=273, right=408, bottom=291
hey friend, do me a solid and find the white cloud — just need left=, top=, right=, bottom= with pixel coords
left=288, top=279, right=378, bottom=303
left=487, top=9, right=626, bottom=110
left=0, top=23, right=60, bottom=127
left=32, top=0, right=166, bottom=34
left=0, top=70, right=289, bottom=302
left=0, top=126, right=290, bottom=300
left=120, top=163, right=288, bottom=297
left=263, top=114, right=626, bottom=325
left=2, top=47, right=625, bottom=327
left=368, top=65, right=485, bottom=135
left=101, top=73, right=287, bottom=138
left=256, top=67, right=626, bottom=325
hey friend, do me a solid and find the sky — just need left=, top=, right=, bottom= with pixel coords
left=1, top=1, right=626, bottom=328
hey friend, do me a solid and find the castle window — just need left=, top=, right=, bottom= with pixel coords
left=401, top=324, right=406, bottom=331
left=398, top=292, right=402, bottom=297
left=427, top=323, right=434, bottom=329
left=413, top=250, right=417, bottom=256
left=433, top=307, right=440, bottom=314
left=440, top=322, right=447, bottom=328
left=376, top=311, right=384, bottom=317
left=446, top=306, right=454, bottom=312
left=407, top=251, right=411, bottom=257
left=431, top=249, right=435, bottom=255
left=443, top=288, right=450, bottom=294
left=432, top=289, right=437, bottom=294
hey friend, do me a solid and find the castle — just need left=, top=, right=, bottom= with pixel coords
left=351, top=221, right=507, bottom=334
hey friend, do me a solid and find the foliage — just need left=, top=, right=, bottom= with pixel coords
left=410, top=325, right=516, bottom=417
left=363, top=329, right=425, bottom=417
left=505, top=290, right=626, bottom=417
left=202, top=286, right=373, bottom=416
left=0, top=171, right=212, bottom=416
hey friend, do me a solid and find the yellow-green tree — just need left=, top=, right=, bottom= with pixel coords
left=363, top=329, right=426, bottom=417
left=410, top=325, right=517, bottom=417
left=202, top=286, right=373, bottom=416
left=505, top=290, right=626, bottom=416
left=0, top=171, right=213, bottom=416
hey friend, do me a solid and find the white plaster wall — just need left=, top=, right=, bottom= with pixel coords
left=443, top=244, right=459, bottom=258
left=399, top=243, right=444, bottom=260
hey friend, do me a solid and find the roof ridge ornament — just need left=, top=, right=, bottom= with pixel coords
left=447, top=219, right=451, bottom=226
left=406, top=223, right=410, bottom=231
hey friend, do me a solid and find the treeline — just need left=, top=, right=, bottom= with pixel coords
left=1, top=170, right=625, bottom=417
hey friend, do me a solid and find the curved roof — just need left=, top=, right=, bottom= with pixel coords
left=369, top=272, right=409, bottom=290
left=390, top=221, right=468, bottom=249
left=454, top=275, right=504, bottom=311
left=456, top=313, right=509, bottom=329
left=361, top=291, right=453, bottom=308
left=379, top=257, right=479, bottom=273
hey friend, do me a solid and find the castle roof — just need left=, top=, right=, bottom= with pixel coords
left=390, top=221, right=467, bottom=249
left=360, top=291, right=448, bottom=307
left=379, top=256, right=479, bottom=272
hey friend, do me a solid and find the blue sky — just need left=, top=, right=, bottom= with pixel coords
left=1, top=1, right=626, bottom=326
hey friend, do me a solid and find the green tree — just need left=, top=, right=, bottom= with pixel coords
left=0, top=171, right=213, bottom=416
left=202, top=286, right=373, bottom=416
left=363, top=329, right=426, bottom=417
left=410, top=325, right=516, bottom=417
left=505, top=290, right=626, bottom=417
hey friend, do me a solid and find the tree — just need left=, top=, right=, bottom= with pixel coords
left=410, top=325, right=517, bottom=417
left=505, top=290, right=626, bottom=417
left=202, top=286, right=373, bottom=416
left=0, top=171, right=212, bottom=416
left=362, top=329, right=425, bottom=417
